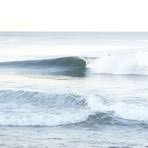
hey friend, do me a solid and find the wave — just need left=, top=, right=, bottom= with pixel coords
left=0, top=56, right=86, bottom=77
left=1, top=53, right=148, bottom=76
left=0, top=89, right=148, bottom=127
left=0, top=89, right=86, bottom=109
left=0, top=89, right=89, bottom=126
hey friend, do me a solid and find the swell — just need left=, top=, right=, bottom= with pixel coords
left=0, top=56, right=86, bottom=77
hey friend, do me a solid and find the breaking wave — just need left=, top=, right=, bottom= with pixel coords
left=0, top=89, right=148, bottom=127
left=1, top=53, right=148, bottom=76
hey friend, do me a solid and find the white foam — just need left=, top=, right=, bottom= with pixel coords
left=86, top=95, right=148, bottom=122
left=88, top=50, right=148, bottom=75
left=0, top=109, right=89, bottom=126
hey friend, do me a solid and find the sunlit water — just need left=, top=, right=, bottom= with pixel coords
left=0, top=32, right=148, bottom=148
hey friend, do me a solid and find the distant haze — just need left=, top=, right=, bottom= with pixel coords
left=0, top=0, right=148, bottom=31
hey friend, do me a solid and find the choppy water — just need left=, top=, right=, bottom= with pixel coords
left=0, top=32, right=148, bottom=148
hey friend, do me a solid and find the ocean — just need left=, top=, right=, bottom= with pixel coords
left=0, top=32, right=148, bottom=148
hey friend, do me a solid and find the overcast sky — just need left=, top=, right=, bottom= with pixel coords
left=0, top=0, right=148, bottom=31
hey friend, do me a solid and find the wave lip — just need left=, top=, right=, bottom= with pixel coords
left=0, top=56, right=87, bottom=77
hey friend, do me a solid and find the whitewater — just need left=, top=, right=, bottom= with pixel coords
left=0, top=32, right=148, bottom=148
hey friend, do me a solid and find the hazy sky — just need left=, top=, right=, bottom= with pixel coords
left=0, top=0, right=148, bottom=31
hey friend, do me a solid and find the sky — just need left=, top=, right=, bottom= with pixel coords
left=0, top=0, right=148, bottom=31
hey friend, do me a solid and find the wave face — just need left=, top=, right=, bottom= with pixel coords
left=0, top=57, right=86, bottom=77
